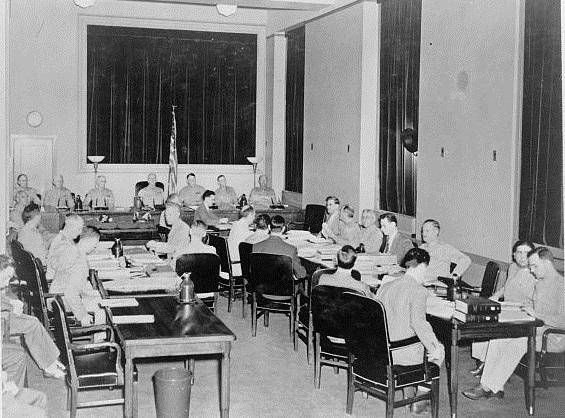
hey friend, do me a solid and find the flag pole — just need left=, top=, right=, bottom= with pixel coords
left=168, top=105, right=178, bottom=196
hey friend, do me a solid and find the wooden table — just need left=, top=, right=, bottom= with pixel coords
left=428, top=316, right=543, bottom=418
left=107, top=297, right=236, bottom=418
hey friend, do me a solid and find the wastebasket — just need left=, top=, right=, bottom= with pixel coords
left=153, top=367, right=192, bottom=418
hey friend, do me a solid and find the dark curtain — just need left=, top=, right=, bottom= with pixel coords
left=285, top=27, right=305, bottom=193
left=379, top=0, right=421, bottom=216
left=87, top=25, right=256, bottom=165
left=519, top=0, right=563, bottom=248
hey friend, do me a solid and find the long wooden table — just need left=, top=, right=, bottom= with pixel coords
left=107, top=297, right=236, bottom=418
left=428, top=316, right=543, bottom=418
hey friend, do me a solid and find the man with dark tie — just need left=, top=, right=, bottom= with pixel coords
left=379, top=213, right=414, bottom=264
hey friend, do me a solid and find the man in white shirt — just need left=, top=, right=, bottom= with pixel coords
left=84, top=175, right=115, bottom=210
left=245, top=213, right=271, bottom=245
left=173, top=220, right=216, bottom=263
left=419, top=219, right=471, bottom=282
left=317, top=245, right=372, bottom=297
left=146, top=203, right=190, bottom=259
left=227, top=205, right=255, bottom=275
left=178, top=173, right=206, bottom=207
left=43, top=175, right=74, bottom=211
left=138, top=172, right=165, bottom=208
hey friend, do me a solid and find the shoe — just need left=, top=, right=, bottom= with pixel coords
left=410, top=400, right=431, bottom=415
left=462, top=385, right=504, bottom=400
left=469, top=361, right=484, bottom=376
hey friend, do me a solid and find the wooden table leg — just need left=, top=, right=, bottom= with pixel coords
left=449, top=330, right=459, bottom=418
left=220, top=343, right=232, bottom=418
left=527, top=334, right=536, bottom=415
left=124, top=355, right=134, bottom=418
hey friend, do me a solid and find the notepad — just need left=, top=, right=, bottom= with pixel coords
left=112, top=315, right=154, bottom=324
left=99, top=298, right=139, bottom=308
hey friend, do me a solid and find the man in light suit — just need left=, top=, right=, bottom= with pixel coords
left=380, top=213, right=414, bottom=264
left=252, top=215, right=307, bottom=279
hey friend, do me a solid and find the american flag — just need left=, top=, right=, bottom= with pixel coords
left=167, top=105, right=178, bottom=195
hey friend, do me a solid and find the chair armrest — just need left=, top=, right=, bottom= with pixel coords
left=70, top=324, right=115, bottom=341
left=541, top=328, right=565, bottom=354
left=389, top=335, right=421, bottom=350
left=42, top=292, right=62, bottom=299
left=71, top=341, right=121, bottom=352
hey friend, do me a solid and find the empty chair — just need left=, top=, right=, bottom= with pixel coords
left=342, top=292, right=440, bottom=417
left=303, top=204, right=327, bottom=234
left=208, top=235, right=246, bottom=317
left=461, top=261, right=500, bottom=298
left=247, top=253, right=298, bottom=339
left=175, top=253, right=221, bottom=311
left=51, top=295, right=131, bottom=418
left=294, top=268, right=336, bottom=365
left=311, top=284, right=362, bottom=388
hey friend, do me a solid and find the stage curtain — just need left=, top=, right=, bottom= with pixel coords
left=285, top=27, right=305, bottom=193
left=378, top=0, right=421, bottom=216
left=519, top=0, right=563, bottom=248
left=87, top=25, right=256, bottom=165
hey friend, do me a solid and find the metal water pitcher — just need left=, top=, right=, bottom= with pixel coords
left=179, top=273, right=195, bottom=303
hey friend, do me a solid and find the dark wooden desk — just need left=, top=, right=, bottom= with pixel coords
left=108, top=297, right=236, bottom=418
left=91, top=270, right=177, bottom=299
left=428, top=316, right=543, bottom=418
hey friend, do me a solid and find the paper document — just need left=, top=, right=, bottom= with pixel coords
left=99, top=298, right=139, bottom=308
left=498, top=310, right=535, bottom=322
left=112, top=315, right=154, bottom=324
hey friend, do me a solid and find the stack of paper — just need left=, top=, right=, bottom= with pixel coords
left=112, top=314, right=154, bottom=324
left=97, top=269, right=132, bottom=280
left=499, top=310, right=535, bottom=323
left=373, top=254, right=398, bottom=266
left=104, top=277, right=180, bottom=293
left=317, top=246, right=341, bottom=259
left=99, top=298, right=139, bottom=308
left=354, top=255, right=380, bottom=275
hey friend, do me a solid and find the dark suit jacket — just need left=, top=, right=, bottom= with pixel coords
left=386, top=233, right=415, bottom=264
left=252, top=235, right=307, bottom=278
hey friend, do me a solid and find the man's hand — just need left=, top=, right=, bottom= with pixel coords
left=427, top=343, right=445, bottom=366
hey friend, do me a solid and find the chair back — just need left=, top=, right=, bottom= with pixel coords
left=31, top=257, right=51, bottom=329
left=10, top=240, right=24, bottom=254
left=248, top=253, right=294, bottom=296
left=50, top=295, right=78, bottom=383
left=311, top=284, right=362, bottom=339
left=311, top=268, right=336, bottom=289
left=238, top=242, right=253, bottom=279
left=13, top=249, right=43, bottom=318
left=175, top=253, right=221, bottom=294
left=208, top=235, right=233, bottom=277
left=135, top=181, right=165, bottom=195
left=303, top=204, right=326, bottom=234
left=480, top=261, right=500, bottom=298
left=341, top=292, right=392, bottom=364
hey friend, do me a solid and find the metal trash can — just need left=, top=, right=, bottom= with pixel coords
left=153, top=367, right=192, bottom=418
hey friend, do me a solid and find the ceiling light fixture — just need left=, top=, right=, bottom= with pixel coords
left=216, top=4, right=237, bottom=17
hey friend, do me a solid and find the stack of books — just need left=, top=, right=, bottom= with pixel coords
left=453, top=297, right=501, bottom=323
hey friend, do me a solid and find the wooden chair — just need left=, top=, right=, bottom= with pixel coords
left=342, top=292, right=440, bottom=417
left=294, top=268, right=335, bottom=364
left=461, top=261, right=500, bottom=298
left=209, top=235, right=246, bottom=317
left=51, top=295, right=132, bottom=418
left=175, top=253, right=221, bottom=312
left=303, top=204, right=327, bottom=234
left=311, top=283, right=363, bottom=388
left=238, top=242, right=253, bottom=316
left=247, top=253, right=298, bottom=339
left=516, top=327, right=565, bottom=389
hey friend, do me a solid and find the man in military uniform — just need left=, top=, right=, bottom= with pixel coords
left=43, top=175, right=74, bottom=211
left=84, top=175, right=115, bottom=210
left=178, top=173, right=205, bottom=207
left=138, top=172, right=165, bottom=208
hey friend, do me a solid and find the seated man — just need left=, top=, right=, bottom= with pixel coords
left=214, top=175, right=238, bottom=209
left=84, top=175, right=115, bottom=210
left=178, top=173, right=205, bottom=207
left=228, top=205, right=255, bottom=275
left=9, top=190, right=30, bottom=231
left=317, top=245, right=372, bottom=297
left=379, top=213, right=414, bottom=264
left=358, top=209, right=383, bottom=253
left=248, top=175, right=276, bottom=209
left=376, top=248, right=445, bottom=413
left=159, top=193, right=181, bottom=229
left=47, top=214, right=85, bottom=282
left=14, top=174, right=41, bottom=206
left=17, top=204, right=51, bottom=265
left=49, top=226, right=105, bottom=327
left=194, top=190, right=220, bottom=226
left=321, top=196, right=341, bottom=239
left=419, top=219, right=471, bottom=282
left=173, top=220, right=216, bottom=263
left=146, top=203, right=190, bottom=259
left=463, top=247, right=565, bottom=400
left=245, top=213, right=271, bottom=245
left=137, top=172, right=165, bottom=208
left=334, top=205, right=361, bottom=248
left=43, top=175, right=74, bottom=211
left=1, top=255, right=65, bottom=382
left=253, top=215, right=307, bottom=279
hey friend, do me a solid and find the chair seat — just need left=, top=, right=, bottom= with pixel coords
left=353, top=358, right=440, bottom=389
left=74, top=351, right=119, bottom=388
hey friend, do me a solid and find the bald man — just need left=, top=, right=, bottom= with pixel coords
left=84, top=175, right=115, bottom=210
left=43, top=175, right=75, bottom=212
left=138, top=172, right=165, bottom=208
left=248, top=175, right=276, bottom=209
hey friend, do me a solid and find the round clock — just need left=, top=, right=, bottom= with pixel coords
left=26, top=111, right=43, bottom=128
